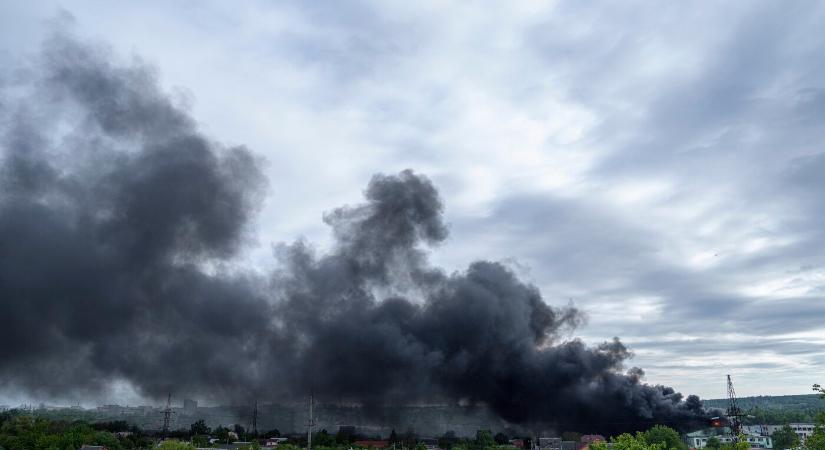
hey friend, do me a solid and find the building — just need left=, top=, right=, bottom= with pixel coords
left=561, top=441, right=577, bottom=450
left=580, top=435, right=606, bottom=450
left=264, top=437, right=288, bottom=447
left=748, top=424, right=817, bottom=443
left=685, top=430, right=772, bottom=449
left=97, top=405, right=124, bottom=414
left=539, top=437, right=562, bottom=450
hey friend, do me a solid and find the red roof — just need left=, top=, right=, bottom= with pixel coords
left=354, top=441, right=390, bottom=448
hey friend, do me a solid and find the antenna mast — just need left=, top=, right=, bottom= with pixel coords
left=726, top=375, right=743, bottom=439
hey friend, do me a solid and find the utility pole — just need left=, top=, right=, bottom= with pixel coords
left=162, top=393, right=174, bottom=437
left=252, top=400, right=259, bottom=437
left=307, top=393, right=315, bottom=450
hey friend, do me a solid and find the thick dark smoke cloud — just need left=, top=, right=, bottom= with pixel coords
left=272, top=171, right=709, bottom=433
left=0, top=30, right=269, bottom=401
left=0, top=30, right=710, bottom=434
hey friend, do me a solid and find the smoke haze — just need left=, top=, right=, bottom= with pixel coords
left=0, top=30, right=710, bottom=434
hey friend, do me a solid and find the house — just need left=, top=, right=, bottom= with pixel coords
left=581, top=436, right=605, bottom=444
left=539, top=437, right=562, bottom=450
left=562, top=441, right=578, bottom=450
left=580, top=435, right=605, bottom=450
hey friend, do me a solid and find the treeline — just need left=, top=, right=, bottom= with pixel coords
left=0, top=410, right=697, bottom=450
left=743, top=407, right=822, bottom=425
left=702, top=394, right=825, bottom=424
left=0, top=411, right=153, bottom=450
left=158, top=426, right=693, bottom=450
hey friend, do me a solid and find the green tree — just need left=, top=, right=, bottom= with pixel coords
left=191, top=434, right=210, bottom=448
left=772, top=425, right=801, bottom=450
left=610, top=433, right=665, bottom=450
left=806, top=384, right=825, bottom=450
left=92, top=431, right=122, bottom=450
left=158, top=440, right=196, bottom=450
left=719, top=436, right=749, bottom=450
left=190, top=420, right=210, bottom=437
left=706, top=437, right=721, bottom=450
left=806, top=427, right=825, bottom=450
left=474, top=431, right=495, bottom=450
left=213, top=426, right=230, bottom=443
left=312, top=430, right=335, bottom=447
left=439, top=431, right=459, bottom=450
left=641, top=425, right=685, bottom=450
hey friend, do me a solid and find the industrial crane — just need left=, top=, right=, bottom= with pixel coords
left=725, top=375, right=745, bottom=440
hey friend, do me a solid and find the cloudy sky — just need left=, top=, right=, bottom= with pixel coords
left=2, top=1, right=824, bottom=401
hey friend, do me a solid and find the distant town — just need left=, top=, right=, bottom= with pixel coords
left=2, top=392, right=823, bottom=450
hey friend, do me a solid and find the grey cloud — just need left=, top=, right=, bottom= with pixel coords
left=630, top=338, right=825, bottom=358
left=464, top=190, right=825, bottom=350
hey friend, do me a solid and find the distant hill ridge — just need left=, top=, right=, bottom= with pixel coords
left=702, top=394, right=824, bottom=424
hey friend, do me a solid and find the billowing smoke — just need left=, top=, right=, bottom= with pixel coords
left=0, top=30, right=710, bottom=434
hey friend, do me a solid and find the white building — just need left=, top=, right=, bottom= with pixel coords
left=750, top=424, right=818, bottom=444
left=685, top=431, right=772, bottom=449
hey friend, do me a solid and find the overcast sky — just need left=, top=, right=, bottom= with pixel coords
left=2, top=1, right=824, bottom=402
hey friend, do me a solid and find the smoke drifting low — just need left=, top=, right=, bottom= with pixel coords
left=0, top=31, right=709, bottom=434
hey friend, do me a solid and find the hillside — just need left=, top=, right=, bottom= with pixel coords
left=702, top=394, right=824, bottom=424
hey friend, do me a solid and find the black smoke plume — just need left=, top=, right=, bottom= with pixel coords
left=0, top=30, right=711, bottom=434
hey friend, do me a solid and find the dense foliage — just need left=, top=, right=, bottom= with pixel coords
left=771, top=424, right=800, bottom=450
left=585, top=427, right=692, bottom=450
left=640, top=425, right=687, bottom=450
left=0, top=413, right=151, bottom=450
left=803, top=383, right=825, bottom=450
